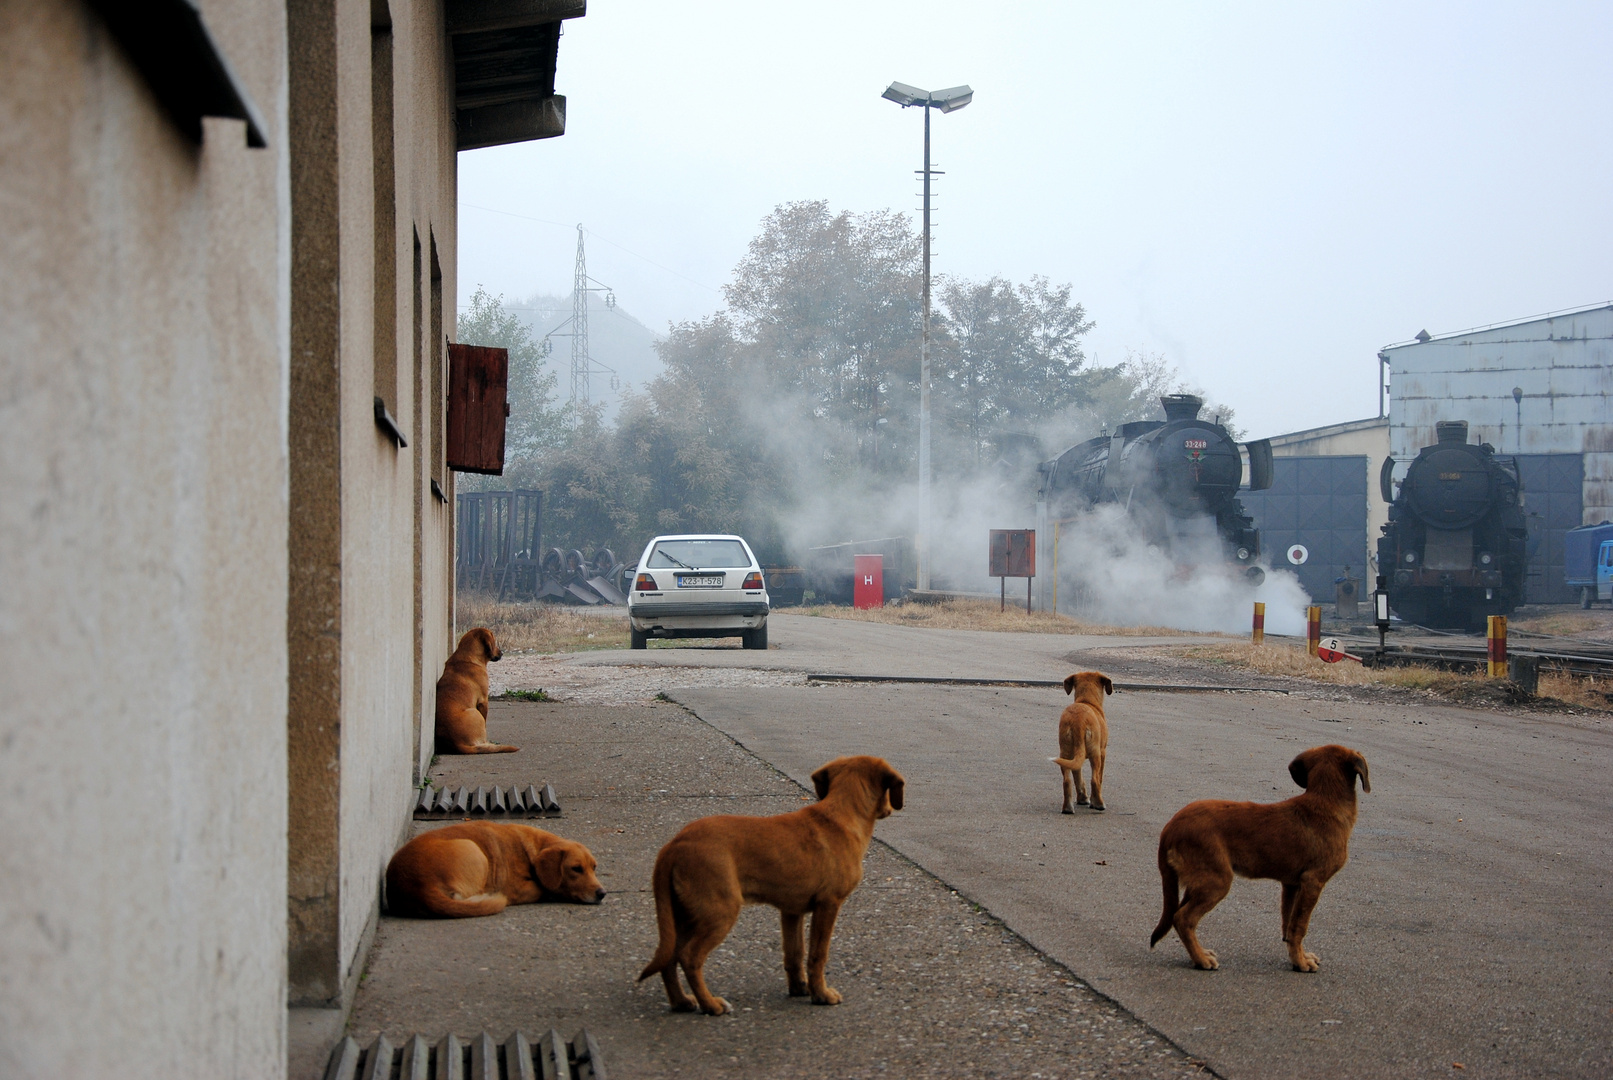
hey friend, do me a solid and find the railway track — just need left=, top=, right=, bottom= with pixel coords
left=1335, top=630, right=1613, bottom=680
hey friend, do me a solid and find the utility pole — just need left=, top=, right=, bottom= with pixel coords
left=882, top=81, right=972, bottom=593
left=570, top=224, right=591, bottom=411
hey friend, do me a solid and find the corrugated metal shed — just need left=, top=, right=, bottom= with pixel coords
left=1382, top=302, right=1613, bottom=528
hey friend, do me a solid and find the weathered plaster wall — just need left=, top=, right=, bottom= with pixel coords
left=287, top=0, right=458, bottom=1007
left=0, top=1, right=289, bottom=1075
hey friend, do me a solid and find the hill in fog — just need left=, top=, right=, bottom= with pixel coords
left=511, top=292, right=663, bottom=419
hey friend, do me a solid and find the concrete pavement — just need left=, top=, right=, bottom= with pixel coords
left=669, top=676, right=1612, bottom=1078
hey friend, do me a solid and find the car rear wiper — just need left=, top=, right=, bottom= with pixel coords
left=657, top=552, right=695, bottom=570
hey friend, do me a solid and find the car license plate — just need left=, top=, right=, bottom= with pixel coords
left=677, top=574, right=724, bottom=588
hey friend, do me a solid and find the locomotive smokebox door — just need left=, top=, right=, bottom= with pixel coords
left=989, top=530, right=1036, bottom=578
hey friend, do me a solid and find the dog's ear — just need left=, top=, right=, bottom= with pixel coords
left=1349, top=750, right=1371, bottom=793
left=1099, top=674, right=1114, bottom=696
left=1062, top=674, right=1078, bottom=696
left=534, top=844, right=565, bottom=893
left=479, top=627, right=502, bottom=662
left=811, top=763, right=833, bottom=800
left=1288, top=753, right=1310, bottom=790
left=884, top=764, right=906, bottom=811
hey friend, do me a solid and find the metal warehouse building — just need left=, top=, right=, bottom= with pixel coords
left=1380, top=303, right=1612, bottom=604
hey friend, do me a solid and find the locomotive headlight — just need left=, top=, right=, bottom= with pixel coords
left=1403, top=551, right=1417, bottom=564
left=1236, top=546, right=1250, bottom=561
left=1478, top=552, right=1493, bottom=565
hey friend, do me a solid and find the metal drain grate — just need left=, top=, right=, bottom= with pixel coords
left=323, top=1029, right=605, bottom=1080
left=413, top=783, right=561, bottom=819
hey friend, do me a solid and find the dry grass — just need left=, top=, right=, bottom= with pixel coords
left=795, top=598, right=1197, bottom=637
left=1537, top=671, right=1613, bottom=710
left=1509, top=610, right=1613, bottom=642
left=1172, top=640, right=1611, bottom=710
left=455, top=595, right=628, bottom=654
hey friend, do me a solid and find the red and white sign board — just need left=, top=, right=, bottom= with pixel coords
left=1317, top=637, right=1363, bottom=664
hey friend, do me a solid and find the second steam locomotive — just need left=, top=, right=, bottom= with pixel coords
left=1378, top=419, right=1527, bottom=629
left=1039, top=394, right=1275, bottom=581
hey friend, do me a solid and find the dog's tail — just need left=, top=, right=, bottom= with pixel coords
left=1048, top=756, right=1081, bottom=770
left=637, top=854, right=678, bottom=982
left=1150, top=846, right=1179, bottom=948
left=413, top=890, right=509, bottom=919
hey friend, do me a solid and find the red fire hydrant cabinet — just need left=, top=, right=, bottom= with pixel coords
left=853, top=554, right=884, bottom=609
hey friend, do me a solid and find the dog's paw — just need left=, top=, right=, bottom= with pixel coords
left=1292, top=951, right=1319, bottom=972
left=699, top=997, right=731, bottom=1015
left=1091, top=802, right=1105, bottom=812
left=1076, top=797, right=1090, bottom=806
left=811, top=987, right=843, bottom=1006
left=1061, top=806, right=1075, bottom=815
left=1193, top=950, right=1219, bottom=970
left=668, top=999, right=697, bottom=1013
left=787, top=982, right=809, bottom=997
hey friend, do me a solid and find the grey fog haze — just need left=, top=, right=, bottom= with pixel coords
left=457, top=1, right=1613, bottom=440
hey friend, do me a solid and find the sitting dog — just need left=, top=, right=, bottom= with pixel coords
left=385, top=822, right=604, bottom=918
left=638, top=755, right=905, bottom=1015
left=434, top=627, right=516, bottom=754
left=1049, top=671, right=1113, bottom=812
left=1150, top=743, right=1370, bottom=971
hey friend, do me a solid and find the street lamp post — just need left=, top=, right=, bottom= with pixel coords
left=883, top=81, right=971, bottom=594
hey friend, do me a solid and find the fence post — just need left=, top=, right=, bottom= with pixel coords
left=1252, top=602, right=1266, bottom=645
left=1306, top=606, right=1321, bottom=657
left=1487, top=615, right=1507, bottom=679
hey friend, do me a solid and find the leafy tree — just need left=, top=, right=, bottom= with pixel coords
left=455, top=286, right=567, bottom=488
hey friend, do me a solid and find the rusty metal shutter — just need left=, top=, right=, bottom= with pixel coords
left=447, top=343, right=509, bottom=475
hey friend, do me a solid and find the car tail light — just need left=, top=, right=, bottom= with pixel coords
left=635, top=573, right=658, bottom=591
left=742, top=572, right=764, bottom=590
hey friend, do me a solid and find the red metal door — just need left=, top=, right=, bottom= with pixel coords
left=446, top=343, right=509, bottom=475
left=853, top=554, right=884, bottom=609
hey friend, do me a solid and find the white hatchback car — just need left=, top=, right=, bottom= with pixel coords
left=627, top=534, right=770, bottom=650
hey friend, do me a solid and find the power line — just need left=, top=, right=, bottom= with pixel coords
left=458, top=202, right=722, bottom=293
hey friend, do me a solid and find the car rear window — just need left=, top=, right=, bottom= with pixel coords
left=648, top=539, right=751, bottom=569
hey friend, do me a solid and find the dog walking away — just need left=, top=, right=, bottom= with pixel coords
left=638, top=755, right=905, bottom=1015
left=434, top=627, right=517, bottom=754
left=385, top=823, right=604, bottom=918
left=1150, top=744, right=1370, bottom=971
left=1049, top=671, right=1113, bottom=812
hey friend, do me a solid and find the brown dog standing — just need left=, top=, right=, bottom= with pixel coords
left=1150, top=743, right=1370, bottom=971
left=1050, top=671, right=1112, bottom=812
left=385, top=822, right=604, bottom=917
left=435, top=627, right=516, bottom=754
left=638, top=755, right=905, bottom=1015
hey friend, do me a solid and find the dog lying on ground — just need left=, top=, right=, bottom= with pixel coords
left=638, top=755, right=905, bottom=1015
left=434, top=627, right=516, bottom=754
left=1150, top=743, right=1370, bottom=971
left=385, top=822, right=604, bottom=917
left=1049, top=671, right=1113, bottom=812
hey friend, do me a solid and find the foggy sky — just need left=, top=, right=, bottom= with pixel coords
left=457, top=1, right=1613, bottom=440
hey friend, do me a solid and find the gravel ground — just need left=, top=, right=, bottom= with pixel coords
left=344, top=701, right=1209, bottom=1079
left=490, top=653, right=807, bottom=704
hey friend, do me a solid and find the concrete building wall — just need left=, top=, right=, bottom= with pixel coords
left=0, top=2, right=289, bottom=1076
left=285, top=0, right=459, bottom=1009
left=1383, top=304, right=1613, bottom=525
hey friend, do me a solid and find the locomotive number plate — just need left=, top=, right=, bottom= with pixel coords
left=676, top=574, right=724, bottom=588
left=1184, top=439, right=1207, bottom=449
left=1439, top=472, right=1462, bottom=480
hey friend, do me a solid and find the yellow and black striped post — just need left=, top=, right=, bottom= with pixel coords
left=1306, top=606, right=1322, bottom=656
left=1487, top=615, right=1507, bottom=679
left=1252, top=602, right=1266, bottom=645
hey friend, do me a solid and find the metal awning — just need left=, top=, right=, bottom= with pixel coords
left=449, top=0, right=586, bottom=151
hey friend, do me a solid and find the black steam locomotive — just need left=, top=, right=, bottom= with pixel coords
left=1038, top=394, right=1274, bottom=582
left=1377, top=420, right=1527, bottom=630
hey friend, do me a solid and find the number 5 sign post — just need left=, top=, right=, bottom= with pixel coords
left=989, top=529, right=1036, bottom=614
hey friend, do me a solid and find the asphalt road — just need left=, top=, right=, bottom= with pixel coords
left=660, top=642, right=1612, bottom=1078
